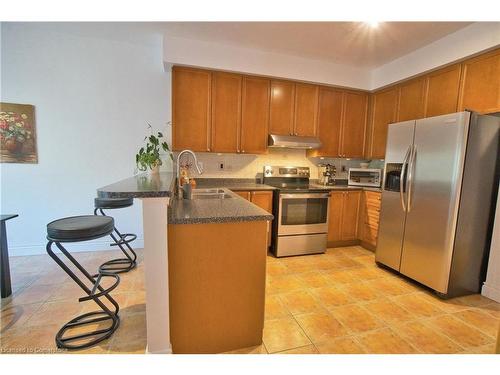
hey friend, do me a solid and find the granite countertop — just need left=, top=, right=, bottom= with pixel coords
left=97, top=172, right=176, bottom=198
left=168, top=188, right=274, bottom=225
left=194, top=178, right=277, bottom=191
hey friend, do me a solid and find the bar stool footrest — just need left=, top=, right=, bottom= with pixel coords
left=56, top=311, right=120, bottom=350
left=78, top=272, right=120, bottom=302
left=109, top=233, right=137, bottom=247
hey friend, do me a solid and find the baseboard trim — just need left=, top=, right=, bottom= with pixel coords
left=327, top=240, right=360, bottom=248
left=146, top=344, right=172, bottom=354
left=8, top=239, right=145, bottom=256
left=481, top=282, right=500, bottom=303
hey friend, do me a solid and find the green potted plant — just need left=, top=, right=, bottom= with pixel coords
left=136, top=123, right=173, bottom=174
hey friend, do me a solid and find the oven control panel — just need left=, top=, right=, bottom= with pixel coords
left=264, top=166, right=310, bottom=178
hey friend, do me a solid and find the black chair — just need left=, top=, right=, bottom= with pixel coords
left=46, top=215, right=120, bottom=350
left=94, top=197, right=137, bottom=274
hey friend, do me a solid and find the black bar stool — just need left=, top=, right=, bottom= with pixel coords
left=94, top=197, right=137, bottom=274
left=46, top=215, right=120, bottom=350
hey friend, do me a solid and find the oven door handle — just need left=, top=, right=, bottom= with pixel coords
left=280, top=193, right=330, bottom=199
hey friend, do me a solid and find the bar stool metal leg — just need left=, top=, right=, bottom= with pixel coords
left=94, top=208, right=137, bottom=274
left=46, top=241, right=120, bottom=350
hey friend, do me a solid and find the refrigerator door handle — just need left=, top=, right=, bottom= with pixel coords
left=399, top=146, right=411, bottom=212
left=407, top=145, right=417, bottom=212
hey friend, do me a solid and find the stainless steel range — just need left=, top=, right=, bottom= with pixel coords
left=263, top=166, right=330, bottom=257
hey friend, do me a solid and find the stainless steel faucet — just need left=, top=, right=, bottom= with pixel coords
left=176, top=149, right=203, bottom=194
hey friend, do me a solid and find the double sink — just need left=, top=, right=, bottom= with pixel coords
left=189, top=188, right=234, bottom=200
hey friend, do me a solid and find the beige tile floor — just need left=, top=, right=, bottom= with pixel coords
left=1, top=246, right=499, bottom=354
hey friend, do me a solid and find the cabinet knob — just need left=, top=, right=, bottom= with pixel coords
left=242, top=150, right=245, bottom=153
left=207, top=147, right=211, bottom=152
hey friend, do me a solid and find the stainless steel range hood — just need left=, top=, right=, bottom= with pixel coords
left=268, top=134, right=322, bottom=149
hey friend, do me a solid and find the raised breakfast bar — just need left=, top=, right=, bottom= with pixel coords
left=97, top=172, right=273, bottom=354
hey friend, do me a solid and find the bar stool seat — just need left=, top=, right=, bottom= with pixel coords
left=94, top=197, right=133, bottom=209
left=46, top=215, right=120, bottom=350
left=47, top=215, right=114, bottom=242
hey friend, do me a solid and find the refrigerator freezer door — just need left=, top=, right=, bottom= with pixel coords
left=376, top=121, right=415, bottom=271
left=400, top=112, right=470, bottom=293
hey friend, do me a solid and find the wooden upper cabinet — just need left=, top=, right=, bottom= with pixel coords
left=424, top=64, right=462, bottom=117
left=341, top=91, right=368, bottom=158
left=458, top=48, right=500, bottom=114
left=172, top=67, right=211, bottom=152
left=293, top=83, right=319, bottom=136
left=241, top=76, right=270, bottom=154
left=307, top=88, right=343, bottom=158
left=269, top=80, right=295, bottom=135
left=369, top=87, right=399, bottom=159
left=211, top=72, right=242, bottom=153
left=397, top=77, right=426, bottom=121
left=341, top=191, right=361, bottom=241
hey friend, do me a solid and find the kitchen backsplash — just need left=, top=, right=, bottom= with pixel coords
left=175, top=148, right=384, bottom=181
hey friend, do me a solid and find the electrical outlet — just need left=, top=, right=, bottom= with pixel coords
left=341, top=165, right=346, bottom=172
left=218, top=161, right=225, bottom=170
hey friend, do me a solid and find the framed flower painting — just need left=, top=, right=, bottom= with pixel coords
left=0, top=102, right=38, bottom=163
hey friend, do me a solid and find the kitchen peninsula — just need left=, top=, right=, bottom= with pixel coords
left=97, top=172, right=273, bottom=354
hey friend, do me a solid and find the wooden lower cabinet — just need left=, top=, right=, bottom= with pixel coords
left=327, top=190, right=361, bottom=243
left=233, top=190, right=273, bottom=245
left=234, top=191, right=251, bottom=200
left=359, top=191, right=382, bottom=248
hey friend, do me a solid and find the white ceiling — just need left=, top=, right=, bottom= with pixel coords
left=160, top=22, right=472, bottom=68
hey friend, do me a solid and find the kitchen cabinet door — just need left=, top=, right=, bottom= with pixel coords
left=369, top=87, right=399, bottom=159
left=269, top=80, right=295, bottom=136
left=172, top=67, right=212, bottom=152
left=235, top=191, right=251, bottom=200
left=293, top=83, right=319, bottom=137
left=251, top=191, right=274, bottom=245
left=458, top=48, right=500, bottom=114
left=307, top=88, right=343, bottom=158
left=211, top=72, right=241, bottom=153
left=424, top=64, right=462, bottom=117
left=341, top=191, right=361, bottom=241
left=341, top=91, right=368, bottom=158
left=327, top=191, right=344, bottom=242
left=250, top=191, right=273, bottom=213
left=397, top=77, right=426, bottom=121
left=240, top=76, right=270, bottom=154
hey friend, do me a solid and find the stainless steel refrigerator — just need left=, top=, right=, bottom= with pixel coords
left=376, top=111, right=500, bottom=297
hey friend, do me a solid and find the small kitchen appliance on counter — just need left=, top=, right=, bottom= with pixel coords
left=317, top=164, right=337, bottom=186
left=348, top=168, right=382, bottom=187
left=263, top=166, right=330, bottom=257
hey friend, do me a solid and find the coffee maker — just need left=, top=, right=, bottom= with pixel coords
left=317, top=164, right=337, bottom=186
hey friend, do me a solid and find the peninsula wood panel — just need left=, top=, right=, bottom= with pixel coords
left=269, top=80, right=295, bottom=136
left=234, top=191, right=251, bottom=200
left=397, top=77, right=426, bottom=121
left=293, top=83, right=319, bottom=136
left=369, top=87, right=399, bottom=159
left=172, top=67, right=212, bottom=152
left=458, top=48, right=500, bottom=114
left=240, top=76, right=270, bottom=154
left=168, top=221, right=268, bottom=353
left=424, top=64, right=462, bottom=117
left=341, top=92, right=368, bottom=158
left=307, top=88, right=343, bottom=157
left=211, top=72, right=242, bottom=153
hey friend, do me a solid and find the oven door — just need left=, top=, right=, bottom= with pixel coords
left=278, top=193, right=330, bottom=235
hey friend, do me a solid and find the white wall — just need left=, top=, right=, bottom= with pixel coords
left=163, top=35, right=372, bottom=90
left=0, top=23, right=171, bottom=255
left=371, top=22, right=500, bottom=89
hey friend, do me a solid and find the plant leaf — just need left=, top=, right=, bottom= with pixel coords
left=158, top=132, right=163, bottom=138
